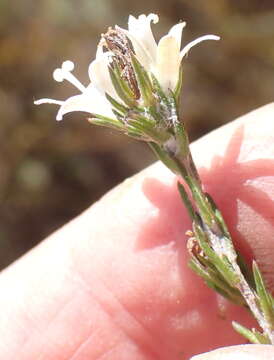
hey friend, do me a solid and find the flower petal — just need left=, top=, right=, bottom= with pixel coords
left=156, top=34, right=181, bottom=91
left=36, top=86, right=114, bottom=121
left=88, top=50, right=120, bottom=101
left=180, top=34, right=220, bottom=59
left=34, top=99, right=63, bottom=106
left=168, top=22, right=186, bottom=52
left=128, top=14, right=158, bottom=62
left=116, top=25, right=154, bottom=71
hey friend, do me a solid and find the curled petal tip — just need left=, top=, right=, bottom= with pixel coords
left=180, top=34, right=221, bottom=59
left=148, top=13, right=159, bottom=24
left=34, top=98, right=63, bottom=106
left=208, top=35, right=221, bottom=41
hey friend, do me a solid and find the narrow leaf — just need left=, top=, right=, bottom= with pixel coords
left=194, top=223, right=240, bottom=287
left=253, top=261, right=274, bottom=325
left=177, top=181, right=196, bottom=221
left=149, top=142, right=180, bottom=174
left=232, top=321, right=271, bottom=344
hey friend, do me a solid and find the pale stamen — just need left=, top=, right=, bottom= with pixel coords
left=53, top=60, right=86, bottom=93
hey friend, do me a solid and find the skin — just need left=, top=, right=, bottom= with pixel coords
left=1, top=103, right=274, bottom=360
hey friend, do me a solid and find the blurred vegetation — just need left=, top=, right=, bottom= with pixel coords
left=1, top=0, right=274, bottom=270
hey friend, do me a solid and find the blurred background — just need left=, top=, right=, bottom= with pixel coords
left=1, top=0, right=274, bottom=270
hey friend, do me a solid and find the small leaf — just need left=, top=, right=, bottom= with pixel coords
left=177, top=181, right=196, bottom=221
left=185, top=182, right=214, bottom=227
left=232, top=321, right=271, bottom=344
left=189, top=257, right=244, bottom=304
left=236, top=252, right=255, bottom=290
left=149, top=142, right=180, bottom=174
left=253, top=261, right=274, bottom=325
left=193, top=223, right=240, bottom=288
left=205, top=193, right=231, bottom=239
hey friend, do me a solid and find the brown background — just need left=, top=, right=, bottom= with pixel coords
left=1, top=0, right=274, bottom=270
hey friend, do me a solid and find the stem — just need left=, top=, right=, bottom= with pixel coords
left=162, top=125, right=274, bottom=343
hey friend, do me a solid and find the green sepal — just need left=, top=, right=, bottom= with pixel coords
left=88, top=114, right=124, bottom=130
left=167, top=91, right=189, bottom=158
left=127, top=113, right=156, bottom=128
left=112, top=109, right=124, bottom=121
left=105, top=93, right=129, bottom=115
left=174, top=64, right=183, bottom=104
left=150, top=73, right=169, bottom=106
left=125, top=124, right=147, bottom=139
left=127, top=118, right=168, bottom=143
left=131, top=55, right=154, bottom=107
left=108, top=65, right=136, bottom=108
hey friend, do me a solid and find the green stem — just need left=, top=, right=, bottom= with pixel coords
left=150, top=121, right=274, bottom=344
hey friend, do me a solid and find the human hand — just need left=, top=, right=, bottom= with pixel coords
left=1, top=104, right=274, bottom=359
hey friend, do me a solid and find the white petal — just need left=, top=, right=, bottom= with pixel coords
left=34, top=98, right=63, bottom=106
left=127, top=13, right=158, bottom=63
left=168, top=22, right=186, bottom=51
left=54, top=87, right=114, bottom=121
left=85, top=86, right=115, bottom=118
left=88, top=51, right=119, bottom=101
left=156, top=35, right=181, bottom=91
left=116, top=26, right=154, bottom=71
left=180, top=34, right=220, bottom=59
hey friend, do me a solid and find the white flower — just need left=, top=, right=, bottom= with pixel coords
left=34, top=59, right=115, bottom=121
left=118, top=14, right=220, bottom=91
left=34, top=14, right=220, bottom=122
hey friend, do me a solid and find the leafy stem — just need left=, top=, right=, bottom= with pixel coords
left=150, top=119, right=274, bottom=345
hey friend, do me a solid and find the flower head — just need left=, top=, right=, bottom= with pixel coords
left=35, top=14, right=219, bottom=144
